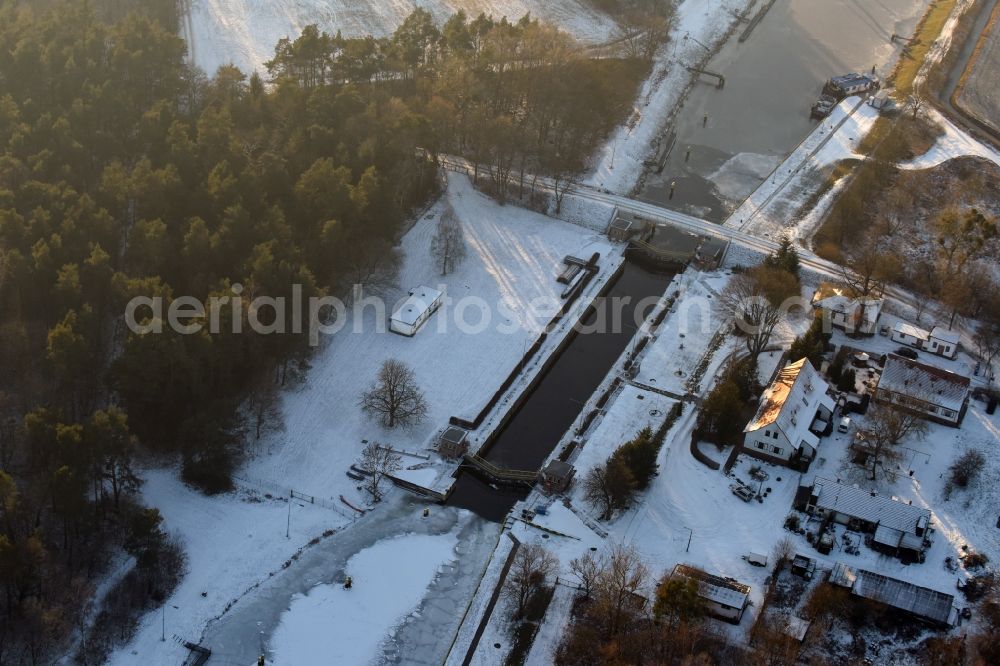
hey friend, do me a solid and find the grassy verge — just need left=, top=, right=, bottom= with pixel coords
left=891, top=0, right=961, bottom=96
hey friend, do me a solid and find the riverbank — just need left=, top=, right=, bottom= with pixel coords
left=585, top=0, right=755, bottom=195
left=638, top=0, right=930, bottom=221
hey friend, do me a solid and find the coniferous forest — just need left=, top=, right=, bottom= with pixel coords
left=0, top=0, right=656, bottom=660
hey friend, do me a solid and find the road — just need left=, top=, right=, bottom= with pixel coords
left=933, top=0, right=1000, bottom=146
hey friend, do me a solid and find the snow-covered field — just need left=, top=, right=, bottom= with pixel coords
left=245, top=173, right=613, bottom=500
left=269, top=531, right=459, bottom=664
left=185, top=0, right=618, bottom=75
left=108, top=173, right=615, bottom=664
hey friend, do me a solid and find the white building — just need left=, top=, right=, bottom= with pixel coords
left=927, top=327, right=960, bottom=359
left=743, top=359, right=835, bottom=470
left=890, top=322, right=961, bottom=359
left=669, top=564, right=750, bottom=624
left=874, top=354, right=971, bottom=426
left=891, top=322, right=930, bottom=349
left=390, top=286, right=444, bottom=337
left=811, top=284, right=883, bottom=336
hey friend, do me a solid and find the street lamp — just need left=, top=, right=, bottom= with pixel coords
left=161, top=604, right=179, bottom=641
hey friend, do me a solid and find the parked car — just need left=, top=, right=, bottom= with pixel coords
left=838, top=416, right=852, bottom=433
left=730, top=484, right=754, bottom=502
left=895, top=347, right=919, bottom=360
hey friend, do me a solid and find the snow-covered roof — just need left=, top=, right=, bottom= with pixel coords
left=930, top=326, right=960, bottom=345
left=811, top=477, right=931, bottom=535
left=877, top=354, right=971, bottom=412
left=893, top=321, right=929, bottom=341
left=391, top=286, right=443, bottom=327
left=744, top=359, right=834, bottom=451
left=829, top=563, right=956, bottom=625
left=829, top=73, right=878, bottom=92
left=671, top=564, right=750, bottom=610
left=440, top=426, right=468, bottom=445
left=873, top=524, right=924, bottom=552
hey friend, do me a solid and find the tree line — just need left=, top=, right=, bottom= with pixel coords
left=0, top=0, right=438, bottom=659
left=264, top=7, right=667, bottom=204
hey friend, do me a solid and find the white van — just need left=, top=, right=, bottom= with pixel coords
left=838, top=417, right=852, bottom=433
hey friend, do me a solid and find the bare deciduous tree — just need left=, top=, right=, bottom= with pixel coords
left=839, top=243, right=895, bottom=300
left=344, top=237, right=402, bottom=300
left=721, top=267, right=798, bottom=363
left=859, top=402, right=928, bottom=480
left=504, top=542, right=557, bottom=619
left=569, top=551, right=606, bottom=599
left=248, top=374, right=283, bottom=444
left=594, top=544, right=649, bottom=637
left=974, top=320, right=1000, bottom=383
left=430, top=204, right=467, bottom=276
left=359, top=442, right=402, bottom=503
left=360, top=359, right=428, bottom=428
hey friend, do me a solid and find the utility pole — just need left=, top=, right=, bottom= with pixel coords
left=286, top=491, right=292, bottom=539
left=686, top=527, right=693, bottom=552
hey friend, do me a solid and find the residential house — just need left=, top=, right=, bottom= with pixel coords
left=743, top=359, right=835, bottom=470
left=803, top=477, right=932, bottom=559
left=829, top=563, right=958, bottom=626
left=874, top=354, right=971, bottom=426
left=927, top=326, right=960, bottom=359
left=669, top=564, right=751, bottom=624
left=891, top=322, right=930, bottom=349
left=890, top=322, right=961, bottom=359
left=811, top=283, right=883, bottom=336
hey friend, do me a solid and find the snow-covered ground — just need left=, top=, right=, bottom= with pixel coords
left=585, top=0, right=753, bottom=194
left=108, top=173, right=616, bottom=664
left=902, top=106, right=1000, bottom=170
left=478, top=277, right=999, bottom=658
left=269, top=531, right=459, bottom=665
left=184, top=0, right=618, bottom=76
left=633, top=269, right=732, bottom=396
left=247, top=173, right=613, bottom=501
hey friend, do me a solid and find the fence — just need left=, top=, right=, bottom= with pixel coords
left=233, top=474, right=357, bottom=522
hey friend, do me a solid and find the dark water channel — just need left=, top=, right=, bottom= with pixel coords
left=447, top=262, right=674, bottom=521
left=641, top=0, right=930, bottom=221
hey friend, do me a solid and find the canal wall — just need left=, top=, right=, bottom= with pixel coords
left=466, top=260, right=629, bottom=460
left=449, top=258, right=613, bottom=433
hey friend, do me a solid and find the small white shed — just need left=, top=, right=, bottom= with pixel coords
left=390, top=286, right=444, bottom=337
left=927, top=327, right=959, bottom=359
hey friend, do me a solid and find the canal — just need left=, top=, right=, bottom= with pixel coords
left=641, top=0, right=931, bottom=221
left=447, top=262, right=674, bottom=521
